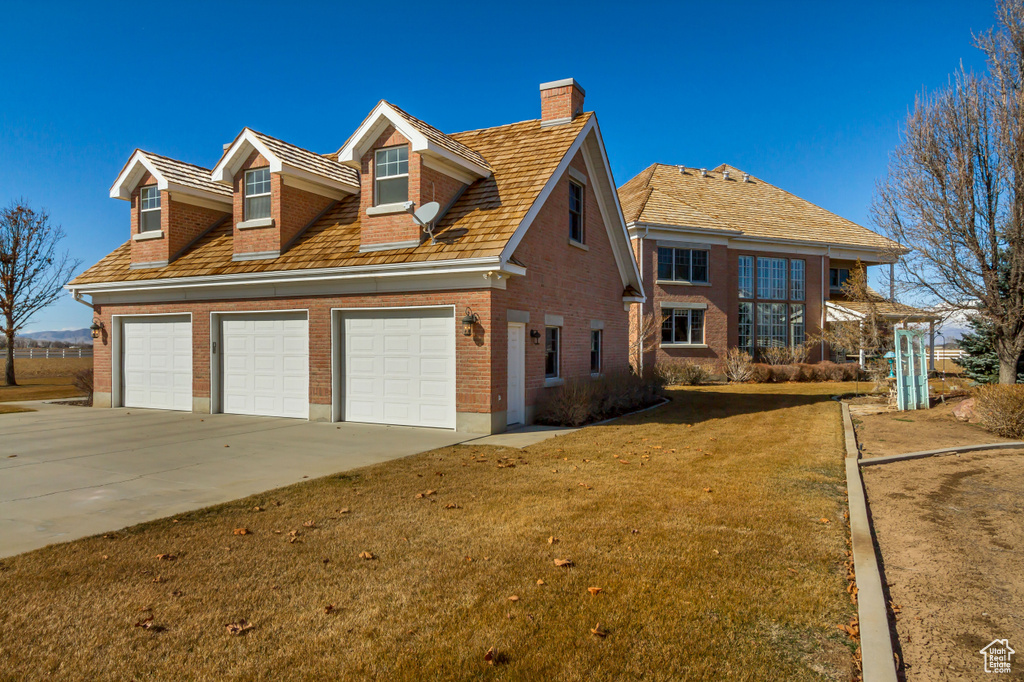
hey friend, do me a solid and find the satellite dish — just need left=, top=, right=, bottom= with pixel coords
left=412, top=202, right=440, bottom=227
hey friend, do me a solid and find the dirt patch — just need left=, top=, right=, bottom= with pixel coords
left=853, top=399, right=1005, bottom=459
left=863, top=451, right=1024, bottom=680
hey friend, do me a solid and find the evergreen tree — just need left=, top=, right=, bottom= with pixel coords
left=955, top=315, right=1024, bottom=383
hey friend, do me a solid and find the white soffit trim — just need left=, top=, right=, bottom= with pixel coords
left=335, top=101, right=491, bottom=180
left=499, top=117, right=644, bottom=300
left=110, top=151, right=163, bottom=200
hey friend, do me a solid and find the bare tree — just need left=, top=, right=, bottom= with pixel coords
left=873, top=0, right=1024, bottom=384
left=629, top=311, right=661, bottom=376
left=812, top=264, right=893, bottom=363
left=0, top=200, right=80, bottom=386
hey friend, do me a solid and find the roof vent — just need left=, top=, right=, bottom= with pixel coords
left=722, top=170, right=730, bottom=181
left=223, top=143, right=231, bottom=151
left=700, top=168, right=707, bottom=178
left=743, top=173, right=750, bottom=183
left=678, top=165, right=686, bottom=174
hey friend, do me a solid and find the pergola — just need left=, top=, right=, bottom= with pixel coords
left=825, top=299, right=943, bottom=371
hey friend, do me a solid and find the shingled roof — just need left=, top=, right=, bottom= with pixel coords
left=618, top=163, right=898, bottom=251
left=383, top=101, right=491, bottom=172
left=231, top=128, right=359, bottom=187
left=115, top=151, right=232, bottom=198
left=72, top=114, right=590, bottom=285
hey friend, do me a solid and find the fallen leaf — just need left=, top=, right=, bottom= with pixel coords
left=630, top=529, right=640, bottom=534
left=302, top=520, right=316, bottom=528
left=225, top=620, right=253, bottom=635
left=359, top=551, right=375, bottom=560
left=101, top=555, right=109, bottom=560
left=444, top=503, right=460, bottom=509
left=548, top=536, right=559, bottom=544
left=820, top=518, right=830, bottom=524
left=588, top=587, right=602, bottom=595
left=508, top=595, right=519, bottom=602
left=171, top=590, right=183, bottom=597
left=134, top=616, right=154, bottom=629
left=554, top=558, right=574, bottom=567
left=152, top=576, right=166, bottom=583
left=425, top=490, right=436, bottom=496
left=484, top=646, right=495, bottom=665
left=338, top=508, right=350, bottom=514
left=536, top=579, right=545, bottom=585
left=712, top=549, right=720, bottom=555
left=703, top=487, right=713, bottom=493
left=591, top=623, right=607, bottom=637
left=323, top=604, right=335, bottom=614
left=288, top=536, right=300, bottom=544
left=233, top=528, right=249, bottom=535
left=252, top=506, right=263, bottom=512
left=155, top=554, right=176, bottom=561
left=619, top=460, right=630, bottom=464
left=787, top=568, right=798, bottom=574
left=288, top=530, right=300, bottom=537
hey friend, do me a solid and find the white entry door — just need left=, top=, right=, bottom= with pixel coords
left=122, top=315, right=193, bottom=411
left=343, top=308, right=456, bottom=429
left=507, top=323, right=525, bottom=425
left=221, top=312, right=308, bottom=419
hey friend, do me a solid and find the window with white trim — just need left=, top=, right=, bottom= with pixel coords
left=569, top=181, right=584, bottom=243
left=757, top=257, right=787, bottom=300
left=139, top=185, right=161, bottom=232
left=738, top=302, right=753, bottom=352
left=590, top=330, right=602, bottom=373
left=756, top=302, right=788, bottom=349
left=244, top=168, right=271, bottom=220
left=375, top=146, right=409, bottom=205
left=545, top=327, right=560, bottom=378
left=830, top=267, right=850, bottom=292
left=738, top=255, right=753, bottom=299
left=661, top=308, right=705, bottom=345
left=790, top=303, right=806, bottom=347
left=790, top=259, right=805, bottom=301
left=658, top=247, right=709, bottom=284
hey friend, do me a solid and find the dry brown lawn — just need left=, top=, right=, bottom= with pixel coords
left=0, top=357, right=91, bottom=402
left=0, top=382, right=858, bottom=681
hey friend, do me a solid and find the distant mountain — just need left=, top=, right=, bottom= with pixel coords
left=18, top=329, right=93, bottom=345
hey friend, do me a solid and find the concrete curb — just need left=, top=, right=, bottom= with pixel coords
left=859, top=441, right=1024, bottom=467
left=591, top=396, right=671, bottom=426
left=840, top=402, right=898, bottom=682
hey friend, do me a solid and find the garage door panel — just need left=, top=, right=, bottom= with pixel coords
left=343, top=309, right=455, bottom=429
left=122, top=316, right=192, bottom=412
left=221, top=313, right=308, bottom=419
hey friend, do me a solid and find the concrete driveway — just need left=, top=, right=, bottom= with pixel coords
left=0, top=404, right=470, bottom=558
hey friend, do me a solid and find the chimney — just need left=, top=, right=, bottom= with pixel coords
left=540, top=78, right=585, bottom=126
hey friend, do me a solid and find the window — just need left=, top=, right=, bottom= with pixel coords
left=661, top=308, right=705, bottom=345
left=790, top=304, right=805, bottom=347
left=569, top=181, right=584, bottom=243
left=139, top=185, right=161, bottom=232
left=738, top=302, right=753, bottom=352
left=790, top=259, right=805, bottom=301
left=590, top=330, right=602, bottom=374
left=375, top=146, right=409, bottom=205
left=657, top=247, right=709, bottom=284
left=830, top=268, right=850, bottom=291
left=545, top=327, right=560, bottom=378
left=757, top=257, right=787, bottom=300
left=245, top=168, right=271, bottom=220
left=738, top=255, right=753, bottom=299
left=756, top=303, right=788, bottom=349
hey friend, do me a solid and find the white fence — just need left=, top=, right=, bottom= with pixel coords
left=10, top=347, right=93, bottom=359
left=932, top=348, right=964, bottom=360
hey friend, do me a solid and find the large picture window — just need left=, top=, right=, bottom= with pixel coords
left=790, top=304, right=805, bottom=347
left=738, top=302, right=753, bottom=352
left=545, top=327, right=560, bottom=378
left=790, top=259, right=805, bottom=301
left=244, top=168, right=271, bottom=220
left=738, top=255, right=753, bottom=299
left=757, top=257, right=787, bottom=300
left=375, top=146, right=409, bottom=205
left=661, top=308, right=705, bottom=345
left=756, top=303, right=788, bottom=349
left=657, top=247, right=709, bottom=284
left=139, top=185, right=161, bottom=232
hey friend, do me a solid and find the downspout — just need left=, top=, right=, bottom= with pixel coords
left=638, top=224, right=650, bottom=376
left=821, top=247, right=829, bottom=362
left=71, top=288, right=94, bottom=311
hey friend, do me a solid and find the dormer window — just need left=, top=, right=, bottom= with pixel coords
left=569, top=181, right=584, bottom=243
left=245, top=168, right=271, bottom=219
left=375, top=146, right=408, bottom=205
left=139, top=186, right=161, bottom=232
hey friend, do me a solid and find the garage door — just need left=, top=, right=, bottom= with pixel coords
left=344, top=308, right=456, bottom=429
left=122, top=315, right=192, bottom=411
left=221, top=312, right=308, bottom=419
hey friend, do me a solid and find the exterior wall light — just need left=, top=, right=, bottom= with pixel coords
left=530, top=329, right=541, bottom=345
left=90, top=320, right=104, bottom=339
left=461, top=308, right=479, bottom=336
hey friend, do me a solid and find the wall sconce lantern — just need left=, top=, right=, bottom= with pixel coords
left=461, top=307, right=479, bottom=336
left=90, top=320, right=104, bottom=339
left=530, top=329, right=541, bottom=345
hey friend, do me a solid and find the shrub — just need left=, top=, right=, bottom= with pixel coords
left=974, top=384, right=1024, bottom=438
left=761, top=345, right=791, bottom=366
left=655, top=359, right=713, bottom=386
left=749, top=363, right=773, bottom=383
left=72, top=368, right=94, bottom=404
left=789, top=344, right=810, bottom=364
left=724, top=348, right=753, bottom=382
left=535, top=372, right=663, bottom=427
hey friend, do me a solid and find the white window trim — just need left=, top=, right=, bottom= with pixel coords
left=139, top=185, right=161, bottom=233
left=133, top=230, right=164, bottom=241
left=244, top=168, right=272, bottom=220
left=658, top=301, right=707, bottom=310
left=661, top=307, right=706, bottom=346
left=237, top=217, right=275, bottom=230
left=374, top=145, right=409, bottom=207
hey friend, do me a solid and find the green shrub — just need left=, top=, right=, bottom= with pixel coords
left=535, top=372, right=663, bottom=427
left=974, top=384, right=1024, bottom=438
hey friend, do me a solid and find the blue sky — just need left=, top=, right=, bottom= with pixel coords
left=0, top=0, right=996, bottom=332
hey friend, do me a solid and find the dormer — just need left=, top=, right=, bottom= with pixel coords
left=211, top=128, right=360, bottom=261
left=110, top=150, right=233, bottom=269
left=336, top=101, right=491, bottom=251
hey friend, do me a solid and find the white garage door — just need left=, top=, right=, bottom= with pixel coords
left=221, top=312, right=308, bottom=419
left=344, top=308, right=456, bottom=429
left=122, top=315, right=192, bottom=411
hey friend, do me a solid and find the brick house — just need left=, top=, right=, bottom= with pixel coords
left=68, top=79, right=644, bottom=434
left=619, top=163, right=912, bottom=370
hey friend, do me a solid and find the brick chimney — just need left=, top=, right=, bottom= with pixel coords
left=540, top=78, right=585, bottom=126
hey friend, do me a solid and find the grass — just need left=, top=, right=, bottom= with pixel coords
left=0, top=357, right=91, bottom=403
left=0, top=382, right=857, bottom=681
